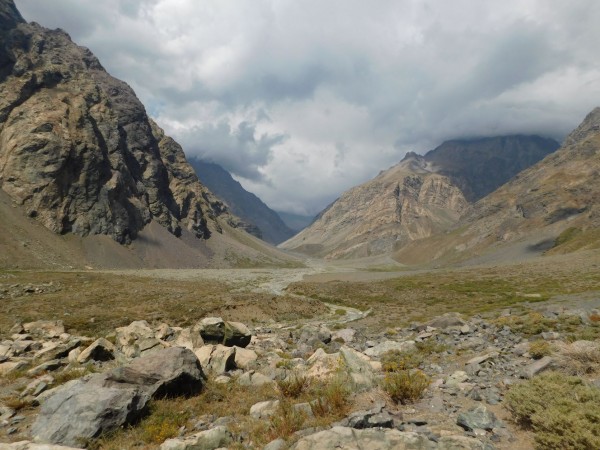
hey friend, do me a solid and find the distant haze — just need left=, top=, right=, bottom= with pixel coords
left=16, top=0, right=600, bottom=215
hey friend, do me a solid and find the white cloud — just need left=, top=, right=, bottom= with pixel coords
left=15, top=0, right=600, bottom=215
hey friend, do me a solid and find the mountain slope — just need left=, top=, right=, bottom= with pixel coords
left=424, top=135, right=559, bottom=201
left=394, top=108, right=600, bottom=265
left=189, top=159, right=294, bottom=245
left=275, top=210, right=315, bottom=233
left=279, top=155, right=468, bottom=259
left=0, top=0, right=296, bottom=268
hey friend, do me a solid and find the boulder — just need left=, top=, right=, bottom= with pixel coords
left=339, top=346, right=375, bottom=390
left=306, top=348, right=340, bottom=379
left=457, top=405, right=501, bottom=431
left=31, top=347, right=205, bottom=446
left=173, top=327, right=204, bottom=350
left=195, top=317, right=226, bottom=345
left=23, top=321, right=65, bottom=338
left=159, top=426, right=233, bottom=450
left=291, top=426, right=436, bottom=449
left=195, top=344, right=236, bottom=375
left=236, top=370, right=274, bottom=387
left=224, top=321, right=252, bottom=347
left=522, top=356, right=553, bottom=379
left=233, top=346, right=257, bottom=370
left=115, top=320, right=163, bottom=358
left=298, top=324, right=332, bottom=348
left=104, top=347, right=206, bottom=398
left=31, top=379, right=151, bottom=447
left=249, top=399, right=280, bottom=419
left=77, top=338, right=115, bottom=363
left=0, top=441, right=82, bottom=449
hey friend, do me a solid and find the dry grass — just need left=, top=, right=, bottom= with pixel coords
left=381, top=349, right=423, bottom=372
left=290, top=256, right=600, bottom=331
left=528, top=340, right=553, bottom=360
left=277, top=373, right=310, bottom=399
left=0, top=271, right=328, bottom=338
left=554, top=340, right=600, bottom=375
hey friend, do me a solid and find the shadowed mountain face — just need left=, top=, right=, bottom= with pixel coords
left=189, top=159, right=295, bottom=245
left=424, top=135, right=560, bottom=202
left=279, top=156, right=469, bottom=259
left=275, top=210, right=315, bottom=233
left=0, top=0, right=246, bottom=245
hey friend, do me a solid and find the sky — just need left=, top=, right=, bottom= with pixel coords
left=16, top=0, right=600, bottom=215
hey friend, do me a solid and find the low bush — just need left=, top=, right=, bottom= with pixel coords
left=381, top=369, right=429, bottom=404
left=528, top=340, right=552, bottom=360
left=380, top=349, right=423, bottom=372
left=554, top=340, right=600, bottom=375
left=506, top=372, right=600, bottom=449
left=310, top=376, right=351, bottom=418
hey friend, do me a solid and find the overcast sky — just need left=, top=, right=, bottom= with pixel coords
left=16, top=0, right=600, bottom=215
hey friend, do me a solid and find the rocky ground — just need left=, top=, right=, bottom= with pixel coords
left=2, top=282, right=600, bottom=449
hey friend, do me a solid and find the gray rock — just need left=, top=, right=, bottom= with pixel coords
left=263, top=438, right=287, bottom=450
left=195, top=345, right=236, bottom=375
left=195, top=318, right=226, bottom=345
left=30, top=379, right=151, bottom=447
left=250, top=400, right=280, bottom=419
left=23, top=321, right=65, bottom=338
left=31, top=348, right=204, bottom=446
left=522, top=356, right=553, bottom=379
left=457, top=405, right=500, bottom=431
left=27, top=359, right=65, bottom=377
left=344, top=406, right=395, bottom=429
left=298, top=325, right=332, bottom=348
left=104, top=347, right=206, bottom=398
left=290, top=426, right=436, bottom=449
left=77, top=338, right=115, bottom=363
left=237, top=371, right=274, bottom=387
left=159, top=426, right=233, bottom=450
left=339, top=346, right=375, bottom=390
left=364, top=340, right=416, bottom=358
left=0, top=441, right=82, bottom=449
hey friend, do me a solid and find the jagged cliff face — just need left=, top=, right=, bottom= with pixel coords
left=280, top=156, right=468, bottom=259
left=0, top=1, right=237, bottom=244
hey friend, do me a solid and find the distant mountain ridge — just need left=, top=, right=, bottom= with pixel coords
left=394, top=109, right=600, bottom=265
left=189, top=159, right=295, bottom=245
left=281, top=134, right=561, bottom=259
left=423, top=135, right=559, bottom=201
left=279, top=155, right=469, bottom=259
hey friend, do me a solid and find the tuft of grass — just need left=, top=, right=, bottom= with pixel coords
left=2, top=396, right=31, bottom=411
left=506, top=372, right=600, bottom=450
left=277, top=374, right=309, bottom=399
left=529, top=340, right=553, bottom=360
left=310, top=376, right=351, bottom=418
left=380, top=349, right=422, bottom=372
left=53, top=364, right=97, bottom=386
left=381, top=369, right=429, bottom=404
left=554, top=340, right=600, bottom=375
left=266, top=400, right=307, bottom=441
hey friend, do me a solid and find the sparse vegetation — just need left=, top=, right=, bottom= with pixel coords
left=381, top=369, right=429, bottom=404
left=277, top=374, right=309, bottom=398
left=554, top=340, right=600, bottom=375
left=528, top=340, right=553, bottom=359
left=506, top=372, right=600, bottom=449
left=309, top=375, right=352, bottom=418
left=381, top=349, right=423, bottom=372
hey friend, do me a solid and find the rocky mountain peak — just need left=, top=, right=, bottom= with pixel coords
left=0, top=1, right=239, bottom=245
left=563, top=107, right=600, bottom=148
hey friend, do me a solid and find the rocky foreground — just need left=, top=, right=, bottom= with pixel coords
left=2, top=301, right=600, bottom=449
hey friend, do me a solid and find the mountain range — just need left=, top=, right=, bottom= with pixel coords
left=1, top=0, right=597, bottom=270
left=280, top=135, right=559, bottom=260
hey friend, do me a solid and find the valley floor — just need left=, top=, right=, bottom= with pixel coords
left=1, top=249, right=600, bottom=449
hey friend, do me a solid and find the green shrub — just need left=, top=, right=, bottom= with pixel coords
left=267, top=400, right=307, bottom=440
left=381, top=349, right=423, bottom=372
left=381, top=369, right=429, bottom=404
left=506, top=372, right=600, bottom=449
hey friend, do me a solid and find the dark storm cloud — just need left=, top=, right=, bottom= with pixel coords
left=14, top=0, right=600, bottom=215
